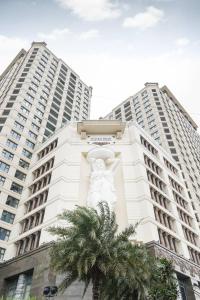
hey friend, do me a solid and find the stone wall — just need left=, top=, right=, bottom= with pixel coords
left=0, top=243, right=92, bottom=299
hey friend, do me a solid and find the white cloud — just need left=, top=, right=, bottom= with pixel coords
left=79, top=29, right=99, bottom=40
left=0, top=35, right=28, bottom=73
left=55, top=0, right=121, bottom=21
left=175, top=37, right=190, bottom=47
left=38, top=28, right=70, bottom=40
left=123, top=6, right=164, bottom=30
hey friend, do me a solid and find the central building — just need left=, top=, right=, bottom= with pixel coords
left=1, top=120, right=200, bottom=299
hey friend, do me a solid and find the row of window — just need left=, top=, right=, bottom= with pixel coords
left=38, top=139, right=58, bottom=159
left=154, top=206, right=174, bottom=231
left=147, top=170, right=166, bottom=192
left=163, top=158, right=178, bottom=175
left=6, top=139, right=32, bottom=159
left=150, top=186, right=169, bottom=210
left=169, top=176, right=183, bottom=195
left=140, top=136, right=158, bottom=156
left=33, top=157, right=54, bottom=179
left=158, top=228, right=178, bottom=253
left=177, top=207, right=192, bottom=227
left=21, top=209, right=45, bottom=233
left=30, top=173, right=52, bottom=195
left=2, top=149, right=29, bottom=169
left=144, top=154, right=162, bottom=177
left=26, top=189, right=48, bottom=213
left=188, top=247, right=200, bottom=265
left=183, top=226, right=198, bottom=246
left=16, top=230, right=41, bottom=256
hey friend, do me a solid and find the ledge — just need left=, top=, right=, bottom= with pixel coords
left=77, top=120, right=126, bottom=139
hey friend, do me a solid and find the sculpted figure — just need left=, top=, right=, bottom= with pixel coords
left=87, top=147, right=119, bottom=211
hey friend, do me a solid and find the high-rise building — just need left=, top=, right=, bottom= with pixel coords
left=0, top=45, right=200, bottom=299
left=0, top=120, right=200, bottom=299
left=105, top=82, right=200, bottom=227
left=0, top=42, right=92, bottom=259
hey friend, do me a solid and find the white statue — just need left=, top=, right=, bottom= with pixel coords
left=87, top=147, right=120, bottom=211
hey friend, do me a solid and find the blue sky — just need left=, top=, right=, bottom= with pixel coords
left=0, top=0, right=200, bottom=126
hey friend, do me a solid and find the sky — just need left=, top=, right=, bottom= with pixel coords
left=0, top=0, right=200, bottom=126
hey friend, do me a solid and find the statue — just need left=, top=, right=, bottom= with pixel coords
left=87, top=147, right=120, bottom=211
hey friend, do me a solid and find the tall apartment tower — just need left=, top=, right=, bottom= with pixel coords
left=105, top=83, right=200, bottom=226
left=0, top=42, right=92, bottom=259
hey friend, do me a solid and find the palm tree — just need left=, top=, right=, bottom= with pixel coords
left=148, top=258, right=178, bottom=300
left=100, top=243, right=152, bottom=300
left=48, top=202, right=149, bottom=300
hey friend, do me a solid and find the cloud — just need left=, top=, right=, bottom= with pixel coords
left=0, top=35, right=28, bottom=51
left=0, top=35, right=29, bottom=73
left=175, top=37, right=190, bottom=47
left=55, top=0, right=121, bottom=21
left=79, top=29, right=99, bottom=40
left=38, top=28, right=70, bottom=40
left=123, top=6, right=164, bottom=30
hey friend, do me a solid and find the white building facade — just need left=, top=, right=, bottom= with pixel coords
left=1, top=119, right=199, bottom=299
left=0, top=42, right=92, bottom=259
left=105, top=83, right=200, bottom=233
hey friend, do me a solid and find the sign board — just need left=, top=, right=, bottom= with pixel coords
left=88, top=135, right=115, bottom=145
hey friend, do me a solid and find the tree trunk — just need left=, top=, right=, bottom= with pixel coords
left=92, top=274, right=100, bottom=300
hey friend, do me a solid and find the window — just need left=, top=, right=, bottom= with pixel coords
left=38, top=102, right=45, bottom=111
left=46, top=122, right=55, bottom=132
left=6, top=139, right=17, bottom=150
left=36, top=108, right=44, bottom=117
left=17, top=113, right=27, bottom=123
left=18, top=78, right=25, bottom=83
left=9, top=95, right=17, bottom=101
left=48, top=115, right=57, bottom=125
left=38, top=139, right=58, bottom=159
left=40, top=96, right=47, bottom=105
left=0, top=247, right=5, bottom=260
left=2, top=149, right=14, bottom=160
left=32, top=123, right=40, bottom=132
left=29, top=87, right=36, bottom=94
left=15, top=170, right=26, bottom=181
left=1, top=211, right=15, bottom=224
left=0, top=228, right=10, bottom=241
left=0, top=175, right=5, bottom=186
left=33, top=77, right=40, bottom=85
left=31, top=81, right=38, bottom=90
left=0, top=117, right=7, bottom=124
left=20, top=106, right=29, bottom=115
left=10, top=182, right=23, bottom=194
left=10, top=130, right=21, bottom=140
left=50, top=109, right=58, bottom=118
left=151, top=131, right=159, bottom=139
left=23, top=100, right=32, bottom=108
left=42, top=91, right=49, bottom=98
left=2, top=110, right=10, bottom=116
left=6, top=195, right=19, bottom=208
left=33, top=115, right=42, bottom=124
left=14, top=121, right=24, bottom=131
left=27, top=93, right=34, bottom=102
left=35, top=71, right=42, bottom=79
left=28, top=131, right=37, bottom=140
left=6, top=102, right=14, bottom=108
left=19, top=159, right=30, bottom=170
left=22, top=148, right=32, bottom=159
left=0, top=161, right=10, bottom=173
left=26, top=140, right=35, bottom=149
left=13, top=89, right=20, bottom=94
